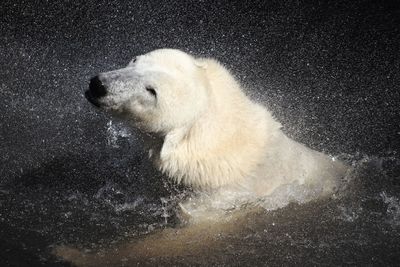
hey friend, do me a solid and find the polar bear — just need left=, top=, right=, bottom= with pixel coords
left=56, top=49, right=348, bottom=265
left=85, top=49, right=346, bottom=211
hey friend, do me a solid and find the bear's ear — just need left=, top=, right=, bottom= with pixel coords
left=194, top=58, right=208, bottom=69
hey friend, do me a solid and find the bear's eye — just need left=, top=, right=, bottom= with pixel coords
left=146, top=86, right=157, bottom=97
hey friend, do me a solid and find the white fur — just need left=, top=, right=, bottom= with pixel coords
left=96, top=48, right=347, bottom=218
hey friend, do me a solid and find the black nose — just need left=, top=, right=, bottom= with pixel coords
left=89, top=76, right=107, bottom=97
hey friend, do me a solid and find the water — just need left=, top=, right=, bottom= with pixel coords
left=1, top=0, right=399, bottom=266
left=1, top=127, right=399, bottom=266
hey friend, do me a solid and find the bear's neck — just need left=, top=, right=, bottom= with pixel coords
left=156, top=60, right=280, bottom=189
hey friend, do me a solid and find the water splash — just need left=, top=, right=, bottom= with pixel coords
left=381, top=191, right=400, bottom=227
left=106, top=120, right=132, bottom=148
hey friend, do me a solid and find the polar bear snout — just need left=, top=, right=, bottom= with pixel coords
left=89, top=76, right=107, bottom=98
left=85, top=76, right=108, bottom=107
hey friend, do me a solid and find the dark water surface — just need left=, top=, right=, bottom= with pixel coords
left=1, top=0, right=399, bottom=266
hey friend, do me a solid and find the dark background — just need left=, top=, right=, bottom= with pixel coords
left=0, top=0, right=399, bottom=266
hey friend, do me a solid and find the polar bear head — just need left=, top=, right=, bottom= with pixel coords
left=86, top=49, right=209, bottom=134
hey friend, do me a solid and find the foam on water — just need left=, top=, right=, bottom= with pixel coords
left=178, top=178, right=333, bottom=223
